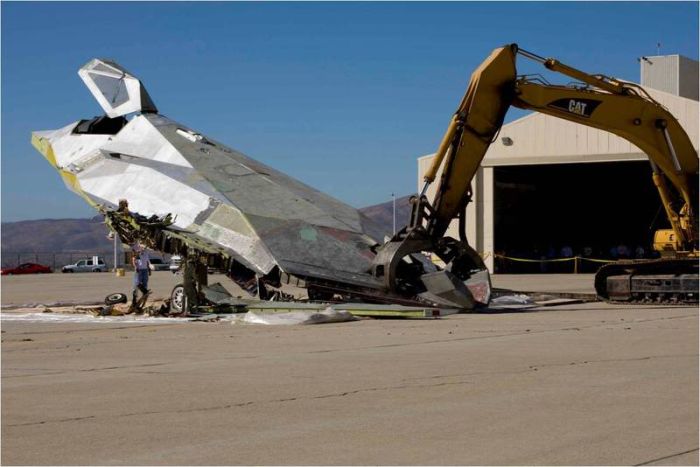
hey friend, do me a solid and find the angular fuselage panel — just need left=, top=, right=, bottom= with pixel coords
left=33, top=108, right=384, bottom=288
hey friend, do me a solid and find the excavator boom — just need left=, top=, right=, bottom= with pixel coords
left=422, top=44, right=518, bottom=239
left=373, top=43, right=698, bottom=306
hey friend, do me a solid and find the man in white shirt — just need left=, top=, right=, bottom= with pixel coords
left=131, top=243, right=151, bottom=297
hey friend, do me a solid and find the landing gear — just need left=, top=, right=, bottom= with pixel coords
left=105, top=292, right=128, bottom=305
left=170, top=284, right=185, bottom=314
left=129, top=283, right=151, bottom=314
left=169, top=253, right=208, bottom=314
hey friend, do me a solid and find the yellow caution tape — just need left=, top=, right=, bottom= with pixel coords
left=431, top=251, right=491, bottom=264
left=494, top=254, right=615, bottom=264
left=578, top=257, right=616, bottom=263
left=495, top=255, right=571, bottom=263
left=430, top=252, right=616, bottom=265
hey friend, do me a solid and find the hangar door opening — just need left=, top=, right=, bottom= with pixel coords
left=493, top=161, right=665, bottom=273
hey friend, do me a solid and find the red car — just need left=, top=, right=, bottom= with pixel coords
left=1, top=263, right=52, bottom=275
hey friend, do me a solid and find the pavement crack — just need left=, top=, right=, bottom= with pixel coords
left=118, top=379, right=476, bottom=416
left=304, top=313, right=697, bottom=355
left=404, top=368, right=532, bottom=382
left=5, top=379, right=475, bottom=428
left=635, top=447, right=698, bottom=466
left=528, top=353, right=696, bottom=371
left=404, top=353, right=696, bottom=382
left=2, top=362, right=169, bottom=379
left=7, top=415, right=96, bottom=427
left=302, top=379, right=474, bottom=401
left=80, top=362, right=166, bottom=372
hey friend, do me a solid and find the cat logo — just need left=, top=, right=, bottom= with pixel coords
left=548, top=98, right=602, bottom=118
left=568, top=100, right=588, bottom=115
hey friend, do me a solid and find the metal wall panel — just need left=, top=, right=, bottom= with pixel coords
left=641, top=55, right=679, bottom=96
left=473, top=87, right=697, bottom=166
left=417, top=87, right=698, bottom=173
left=679, top=55, right=699, bottom=101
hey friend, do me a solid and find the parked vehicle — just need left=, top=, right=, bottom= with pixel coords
left=149, top=258, right=170, bottom=271
left=62, top=256, right=107, bottom=273
left=169, top=255, right=182, bottom=273
left=164, top=255, right=219, bottom=274
left=1, top=263, right=52, bottom=275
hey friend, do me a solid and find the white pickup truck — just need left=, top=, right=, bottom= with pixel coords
left=62, top=256, right=107, bottom=273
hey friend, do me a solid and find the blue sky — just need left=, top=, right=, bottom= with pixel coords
left=2, top=1, right=698, bottom=221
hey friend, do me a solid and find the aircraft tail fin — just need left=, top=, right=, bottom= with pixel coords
left=78, top=59, right=158, bottom=118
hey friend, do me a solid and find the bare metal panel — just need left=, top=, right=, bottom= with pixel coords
left=679, top=55, right=699, bottom=101
left=641, top=55, right=679, bottom=96
left=79, top=59, right=158, bottom=118
left=640, top=54, right=699, bottom=101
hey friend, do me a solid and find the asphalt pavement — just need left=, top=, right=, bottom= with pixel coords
left=1, top=289, right=697, bottom=465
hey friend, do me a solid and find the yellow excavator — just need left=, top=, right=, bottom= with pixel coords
left=372, top=43, right=698, bottom=305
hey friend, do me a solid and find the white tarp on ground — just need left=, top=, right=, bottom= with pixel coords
left=487, top=294, right=538, bottom=310
left=236, top=307, right=357, bottom=325
left=0, top=307, right=357, bottom=325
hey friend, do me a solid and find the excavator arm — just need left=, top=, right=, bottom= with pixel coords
left=423, top=44, right=518, bottom=239
left=372, top=43, right=699, bottom=307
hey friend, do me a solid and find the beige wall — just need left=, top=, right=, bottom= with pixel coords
left=641, top=54, right=699, bottom=101
left=480, top=88, right=698, bottom=166
left=678, top=56, right=700, bottom=101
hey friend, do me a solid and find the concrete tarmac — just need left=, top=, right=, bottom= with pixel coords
left=1, top=271, right=210, bottom=306
left=1, top=295, right=697, bottom=465
left=0, top=272, right=597, bottom=306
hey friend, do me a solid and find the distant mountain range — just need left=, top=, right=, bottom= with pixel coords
left=360, top=195, right=413, bottom=238
left=1, top=195, right=415, bottom=260
left=2, top=216, right=113, bottom=254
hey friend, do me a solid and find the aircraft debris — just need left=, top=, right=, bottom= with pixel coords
left=237, top=307, right=357, bottom=325
left=31, top=58, right=490, bottom=313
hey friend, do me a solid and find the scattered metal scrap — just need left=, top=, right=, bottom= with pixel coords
left=1, top=287, right=583, bottom=326
left=245, top=302, right=459, bottom=319
left=239, top=308, right=356, bottom=325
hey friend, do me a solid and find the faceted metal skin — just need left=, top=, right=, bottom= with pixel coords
left=78, top=59, right=158, bottom=118
left=32, top=58, right=390, bottom=296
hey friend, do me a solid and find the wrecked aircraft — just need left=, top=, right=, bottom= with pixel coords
left=32, top=58, right=490, bottom=311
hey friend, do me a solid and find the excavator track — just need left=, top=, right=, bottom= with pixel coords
left=594, top=258, right=699, bottom=304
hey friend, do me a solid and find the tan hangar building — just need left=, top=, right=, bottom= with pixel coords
left=417, top=54, right=699, bottom=272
